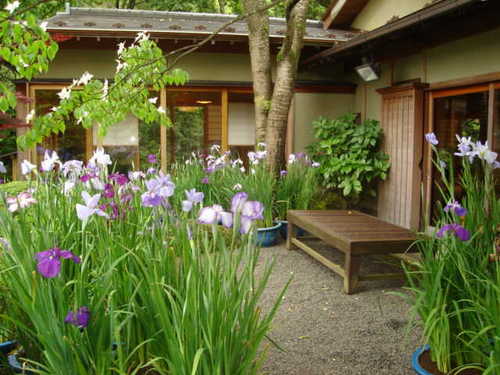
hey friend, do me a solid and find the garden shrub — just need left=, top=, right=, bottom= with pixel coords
left=307, top=113, right=390, bottom=200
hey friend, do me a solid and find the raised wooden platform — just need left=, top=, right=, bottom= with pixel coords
left=287, top=210, right=417, bottom=294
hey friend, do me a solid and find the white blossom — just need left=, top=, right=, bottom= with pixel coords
left=0, top=161, right=7, bottom=174
left=57, top=87, right=71, bottom=100
left=89, top=147, right=112, bottom=167
left=117, top=41, right=126, bottom=56
left=233, top=183, right=242, bottom=191
left=148, top=97, right=158, bottom=104
left=157, top=106, right=166, bottom=114
left=116, top=60, right=127, bottom=73
left=77, top=71, right=93, bottom=86
left=41, top=150, right=61, bottom=172
left=25, top=109, right=35, bottom=123
left=4, top=1, right=20, bottom=13
left=39, top=21, right=48, bottom=31
left=21, top=160, right=36, bottom=175
left=101, top=79, right=109, bottom=100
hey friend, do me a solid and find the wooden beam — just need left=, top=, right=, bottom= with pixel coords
left=488, top=83, right=496, bottom=150
left=291, top=238, right=346, bottom=278
left=429, top=71, right=500, bottom=91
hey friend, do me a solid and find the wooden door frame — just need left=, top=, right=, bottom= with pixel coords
left=423, top=82, right=498, bottom=221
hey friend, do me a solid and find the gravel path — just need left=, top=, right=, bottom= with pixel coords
left=257, top=240, right=421, bottom=375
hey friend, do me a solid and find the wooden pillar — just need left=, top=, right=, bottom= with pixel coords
left=221, top=89, right=228, bottom=151
left=160, top=88, right=167, bottom=173
left=377, top=83, right=428, bottom=230
left=285, top=95, right=295, bottom=157
left=15, top=83, right=32, bottom=180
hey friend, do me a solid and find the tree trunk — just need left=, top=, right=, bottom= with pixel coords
left=265, top=0, right=310, bottom=170
left=217, top=0, right=226, bottom=13
left=242, top=0, right=272, bottom=144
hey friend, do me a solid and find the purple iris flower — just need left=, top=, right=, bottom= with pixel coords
left=296, top=152, right=305, bottom=159
left=80, top=174, right=92, bottom=183
left=35, top=248, right=80, bottom=278
left=147, top=167, right=157, bottom=175
left=109, top=173, right=128, bottom=186
left=201, top=177, right=209, bottom=184
left=198, top=205, right=232, bottom=227
left=241, top=201, right=264, bottom=220
left=65, top=306, right=90, bottom=329
left=219, top=212, right=233, bottom=228
left=280, top=170, right=288, bottom=177
left=182, top=200, right=193, bottom=212
left=240, top=216, right=253, bottom=234
left=120, top=193, right=133, bottom=203
left=425, top=132, right=439, bottom=145
left=204, top=166, right=215, bottom=174
left=103, top=184, right=115, bottom=199
left=231, top=192, right=248, bottom=213
left=444, top=200, right=467, bottom=217
left=141, top=191, right=163, bottom=207
left=436, top=223, right=470, bottom=241
left=147, top=154, right=158, bottom=164
left=185, top=189, right=204, bottom=204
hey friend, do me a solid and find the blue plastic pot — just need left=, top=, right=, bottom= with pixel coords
left=0, top=341, right=29, bottom=373
left=256, top=222, right=283, bottom=247
left=412, top=345, right=433, bottom=374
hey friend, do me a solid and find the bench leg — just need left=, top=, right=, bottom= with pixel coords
left=343, top=254, right=362, bottom=294
left=286, top=222, right=296, bottom=250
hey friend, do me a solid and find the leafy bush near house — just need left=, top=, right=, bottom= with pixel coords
left=307, top=113, right=390, bottom=199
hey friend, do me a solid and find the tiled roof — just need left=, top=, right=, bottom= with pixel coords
left=45, top=6, right=356, bottom=45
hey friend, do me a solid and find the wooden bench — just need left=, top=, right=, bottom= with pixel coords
left=287, top=210, right=417, bottom=294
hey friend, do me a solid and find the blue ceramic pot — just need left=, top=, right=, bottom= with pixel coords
left=0, top=341, right=28, bottom=373
left=412, top=345, right=433, bottom=375
left=256, top=222, right=283, bottom=247
left=277, top=221, right=309, bottom=240
left=278, top=220, right=288, bottom=239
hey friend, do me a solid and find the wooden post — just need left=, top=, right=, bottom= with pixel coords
left=343, top=254, right=362, bottom=295
left=160, top=88, right=167, bottom=173
left=221, top=89, right=228, bottom=151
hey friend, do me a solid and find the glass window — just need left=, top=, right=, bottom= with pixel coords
left=431, top=90, right=489, bottom=215
left=165, top=90, right=221, bottom=162
left=34, top=89, right=86, bottom=162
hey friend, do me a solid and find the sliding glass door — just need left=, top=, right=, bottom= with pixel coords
left=428, top=84, right=500, bottom=218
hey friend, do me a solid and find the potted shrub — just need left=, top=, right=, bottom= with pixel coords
left=405, top=132, right=499, bottom=374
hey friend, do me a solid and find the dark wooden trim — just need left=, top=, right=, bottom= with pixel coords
left=428, top=71, right=500, bottom=91
left=488, top=83, right=496, bottom=149
left=322, top=0, right=369, bottom=30
left=16, top=79, right=356, bottom=94
left=430, top=84, right=489, bottom=98
left=377, top=82, right=429, bottom=95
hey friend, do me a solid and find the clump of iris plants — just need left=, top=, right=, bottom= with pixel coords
left=405, top=133, right=499, bottom=374
left=0, top=147, right=287, bottom=375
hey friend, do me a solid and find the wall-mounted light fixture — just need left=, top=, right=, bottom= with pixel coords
left=196, top=100, right=212, bottom=104
left=355, top=62, right=381, bottom=82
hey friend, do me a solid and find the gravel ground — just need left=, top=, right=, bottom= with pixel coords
left=257, top=239, right=421, bottom=375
